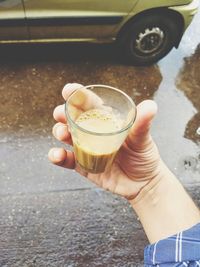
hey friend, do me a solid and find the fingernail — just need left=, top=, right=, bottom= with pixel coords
left=56, top=125, right=64, bottom=137
left=63, top=83, right=72, bottom=89
left=52, top=148, right=62, bottom=160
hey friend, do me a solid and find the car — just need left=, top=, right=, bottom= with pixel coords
left=0, top=0, right=199, bottom=65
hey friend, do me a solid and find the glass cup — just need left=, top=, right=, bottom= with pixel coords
left=65, top=85, right=136, bottom=174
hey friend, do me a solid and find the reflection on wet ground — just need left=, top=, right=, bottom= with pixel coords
left=149, top=9, right=200, bottom=185
left=176, top=44, right=200, bottom=144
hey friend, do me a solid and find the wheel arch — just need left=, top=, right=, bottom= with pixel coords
left=117, top=7, right=185, bottom=48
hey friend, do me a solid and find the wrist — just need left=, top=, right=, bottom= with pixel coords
left=127, top=159, right=167, bottom=201
left=129, top=163, right=200, bottom=243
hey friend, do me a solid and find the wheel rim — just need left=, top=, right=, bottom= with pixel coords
left=135, top=27, right=164, bottom=55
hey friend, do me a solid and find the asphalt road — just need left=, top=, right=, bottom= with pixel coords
left=0, top=10, right=200, bottom=267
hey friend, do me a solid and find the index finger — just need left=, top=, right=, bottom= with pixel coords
left=62, top=83, right=84, bottom=100
left=62, top=83, right=104, bottom=110
left=53, top=83, right=84, bottom=123
left=63, top=83, right=104, bottom=122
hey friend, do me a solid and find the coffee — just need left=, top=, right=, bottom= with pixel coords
left=73, top=143, right=117, bottom=173
left=73, top=108, right=122, bottom=173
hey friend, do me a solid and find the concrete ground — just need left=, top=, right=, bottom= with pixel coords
left=0, top=9, right=200, bottom=267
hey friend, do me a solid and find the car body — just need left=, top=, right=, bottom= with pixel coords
left=0, top=0, right=199, bottom=65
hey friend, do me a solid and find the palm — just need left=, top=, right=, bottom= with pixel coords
left=79, top=136, right=160, bottom=199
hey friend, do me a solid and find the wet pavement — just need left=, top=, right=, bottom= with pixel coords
left=0, top=9, right=200, bottom=267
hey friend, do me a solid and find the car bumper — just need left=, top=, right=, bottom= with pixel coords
left=169, top=0, right=199, bottom=30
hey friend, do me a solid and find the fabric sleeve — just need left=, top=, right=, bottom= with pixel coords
left=144, top=222, right=200, bottom=267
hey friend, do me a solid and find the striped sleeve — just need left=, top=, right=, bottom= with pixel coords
left=144, top=223, right=200, bottom=267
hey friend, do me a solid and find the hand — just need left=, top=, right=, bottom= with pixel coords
left=48, top=83, right=162, bottom=200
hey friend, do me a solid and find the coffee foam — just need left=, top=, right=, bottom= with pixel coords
left=76, top=108, right=122, bottom=134
left=72, top=108, right=127, bottom=155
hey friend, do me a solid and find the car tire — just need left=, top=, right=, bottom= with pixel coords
left=119, top=13, right=180, bottom=66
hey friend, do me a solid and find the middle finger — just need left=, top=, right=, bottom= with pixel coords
left=53, top=104, right=66, bottom=123
left=52, top=122, right=72, bottom=145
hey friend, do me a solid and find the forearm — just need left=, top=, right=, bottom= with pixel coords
left=130, top=161, right=200, bottom=244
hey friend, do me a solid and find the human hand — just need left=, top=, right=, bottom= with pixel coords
left=48, top=83, right=162, bottom=200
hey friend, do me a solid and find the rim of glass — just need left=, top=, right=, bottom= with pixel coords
left=65, top=84, right=137, bottom=136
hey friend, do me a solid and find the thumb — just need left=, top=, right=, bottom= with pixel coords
left=126, top=100, right=158, bottom=149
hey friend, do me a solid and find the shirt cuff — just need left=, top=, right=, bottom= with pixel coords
left=144, top=222, right=200, bottom=266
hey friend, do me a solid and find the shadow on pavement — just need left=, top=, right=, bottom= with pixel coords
left=0, top=42, right=119, bottom=63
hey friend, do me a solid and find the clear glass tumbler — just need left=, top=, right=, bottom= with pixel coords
left=65, top=85, right=136, bottom=173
